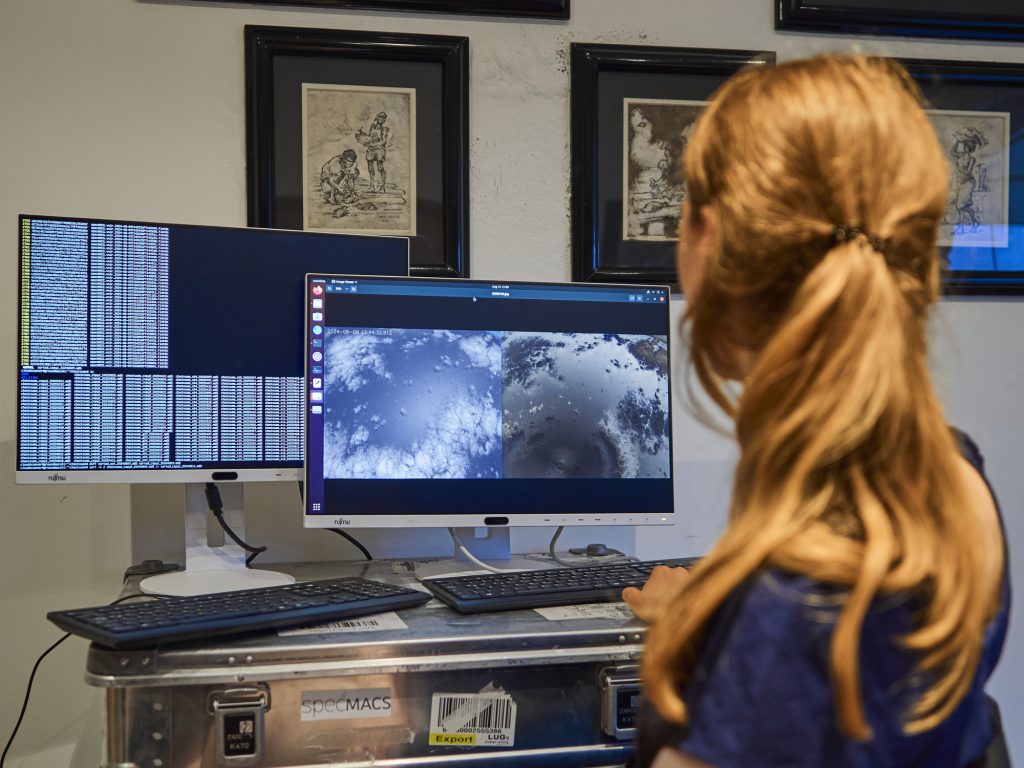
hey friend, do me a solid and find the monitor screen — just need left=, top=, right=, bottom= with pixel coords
left=304, top=275, right=674, bottom=528
left=17, top=215, right=409, bottom=483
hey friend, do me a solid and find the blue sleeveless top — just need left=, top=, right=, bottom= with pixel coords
left=634, top=432, right=1011, bottom=767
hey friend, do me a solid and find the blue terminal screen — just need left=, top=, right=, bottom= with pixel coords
left=305, top=276, right=674, bottom=520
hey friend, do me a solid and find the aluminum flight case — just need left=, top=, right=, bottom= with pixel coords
left=85, top=560, right=647, bottom=768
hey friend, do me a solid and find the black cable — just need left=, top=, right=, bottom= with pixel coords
left=327, top=529, right=373, bottom=561
left=298, top=479, right=372, bottom=561
left=548, top=526, right=574, bottom=567
left=1, top=633, right=67, bottom=768
left=204, top=482, right=267, bottom=566
left=1, top=593, right=161, bottom=768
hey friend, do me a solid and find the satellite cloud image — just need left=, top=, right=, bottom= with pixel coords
left=502, top=332, right=670, bottom=479
left=322, top=328, right=669, bottom=481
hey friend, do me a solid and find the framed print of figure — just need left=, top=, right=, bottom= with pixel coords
left=570, top=44, right=775, bottom=286
left=247, top=26, right=469, bottom=277
left=303, top=84, right=417, bottom=235
left=901, top=58, right=1024, bottom=294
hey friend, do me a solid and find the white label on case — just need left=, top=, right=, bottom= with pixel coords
left=533, top=603, right=635, bottom=621
left=300, top=688, right=393, bottom=721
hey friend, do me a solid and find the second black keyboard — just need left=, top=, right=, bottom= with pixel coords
left=421, top=557, right=700, bottom=614
left=48, top=577, right=433, bottom=649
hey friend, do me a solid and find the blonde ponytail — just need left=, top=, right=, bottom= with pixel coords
left=643, top=55, right=1000, bottom=739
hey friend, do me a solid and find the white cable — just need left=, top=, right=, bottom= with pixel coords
left=447, top=527, right=629, bottom=573
left=446, top=528, right=511, bottom=574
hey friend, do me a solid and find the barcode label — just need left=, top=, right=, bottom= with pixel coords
left=437, top=695, right=513, bottom=730
left=428, top=692, right=517, bottom=747
left=317, top=618, right=380, bottom=630
left=278, top=612, right=407, bottom=636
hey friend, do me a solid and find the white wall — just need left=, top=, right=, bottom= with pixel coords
left=1, top=0, right=1021, bottom=764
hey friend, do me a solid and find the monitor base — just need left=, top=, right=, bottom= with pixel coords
left=140, top=567, right=294, bottom=596
left=137, top=482, right=295, bottom=596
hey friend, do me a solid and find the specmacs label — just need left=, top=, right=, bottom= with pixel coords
left=428, top=692, right=517, bottom=747
left=300, top=688, right=393, bottom=721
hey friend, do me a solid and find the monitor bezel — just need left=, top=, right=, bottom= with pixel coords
left=16, top=214, right=410, bottom=485
left=15, top=468, right=301, bottom=485
left=302, top=273, right=675, bottom=529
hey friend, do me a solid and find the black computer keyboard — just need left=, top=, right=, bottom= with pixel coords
left=421, top=557, right=700, bottom=614
left=47, top=577, right=433, bottom=649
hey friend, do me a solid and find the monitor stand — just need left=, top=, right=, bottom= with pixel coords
left=140, top=483, right=295, bottom=596
left=414, top=527, right=553, bottom=581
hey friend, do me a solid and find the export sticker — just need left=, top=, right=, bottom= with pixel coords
left=300, top=688, right=393, bottom=721
left=428, top=691, right=517, bottom=747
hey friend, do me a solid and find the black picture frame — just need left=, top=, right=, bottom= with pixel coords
left=895, top=57, right=1024, bottom=295
left=201, top=1, right=569, bottom=19
left=246, top=25, right=469, bottom=278
left=776, top=0, right=1024, bottom=42
left=570, top=44, right=774, bottom=286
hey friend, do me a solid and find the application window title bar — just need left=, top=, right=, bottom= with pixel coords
left=318, top=279, right=668, bottom=304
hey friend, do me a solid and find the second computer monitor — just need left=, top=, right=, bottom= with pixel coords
left=304, top=275, right=674, bottom=529
left=17, top=215, right=410, bottom=484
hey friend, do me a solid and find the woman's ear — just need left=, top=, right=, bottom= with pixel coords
left=695, top=205, right=718, bottom=255
left=677, top=203, right=718, bottom=300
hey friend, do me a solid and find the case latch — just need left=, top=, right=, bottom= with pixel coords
left=599, top=666, right=642, bottom=740
left=208, top=686, right=270, bottom=766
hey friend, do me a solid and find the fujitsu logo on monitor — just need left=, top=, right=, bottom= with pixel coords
left=47, top=473, right=67, bottom=482
left=333, top=518, right=352, bottom=526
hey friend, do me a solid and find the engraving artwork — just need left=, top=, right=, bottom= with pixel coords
left=927, top=109, right=1010, bottom=249
left=303, top=83, right=417, bottom=235
left=623, top=98, right=706, bottom=241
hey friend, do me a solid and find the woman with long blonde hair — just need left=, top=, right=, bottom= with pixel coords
left=623, top=54, right=1010, bottom=767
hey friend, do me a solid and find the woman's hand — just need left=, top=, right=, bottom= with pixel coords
left=622, top=565, right=692, bottom=623
left=651, top=747, right=715, bottom=768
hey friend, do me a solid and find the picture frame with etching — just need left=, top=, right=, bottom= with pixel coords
left=570, top=44, right=775, bottom=286
left=246, top=26, right=469, bottom=277
left=899, top=57, right=1024, bottom=294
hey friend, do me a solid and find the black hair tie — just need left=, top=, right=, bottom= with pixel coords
left=831, top=224, right=887, bottom=256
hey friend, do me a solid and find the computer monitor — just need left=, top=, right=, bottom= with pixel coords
left=18, top=215, right=409, bottom=592
left=303, top=275, right=673, bottom=565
